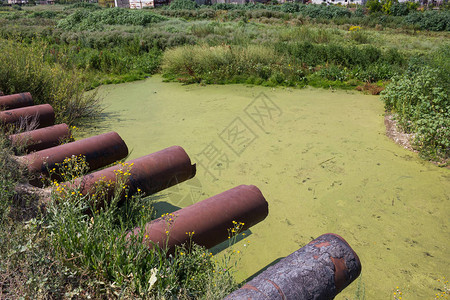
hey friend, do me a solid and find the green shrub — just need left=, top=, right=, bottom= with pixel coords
left=168, top=0, right=199, bottom=10
left=429, top=44, right=450, bottom=88
left=317, top=65, right=348, bottom=81
left=404, top=10, right=450, bottom=31
left=43, top=43, right=162, bottom=84
left=383, top=47, right=406, bottom=66
left=152, top=1, right=450, bottom=31
left=29, top=10, right=58, bottom=19
left=162, top=3, right=354, bottom=21
left=299, top=4, right=352, bottom=19
left=45, top=196, right=239, bottom=298
left=406, top=1, right=419, bottom=11
left=58, top=8, right=168, bottom=31
left=381, top=0, right=394, bottom=15
left=366, top=0, right=382, bottom=13
left=56, top=28, right=192, bottom=52
left=280, top=2, right=300, bottom=13
left=353, top=6, right=366, bottom=17
left=381, top=67, right=449, bottom=160
left=390, top=2, right=409, bottom=16
left=355, top=62, right=399, bottom=82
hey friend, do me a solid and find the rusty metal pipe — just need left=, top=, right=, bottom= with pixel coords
left=40, top=146, right=195, bottom=209
left=224, top=233, right=361, bottom=300
left=127, top=185, right=269, bottom=254
left=0, top=92, right=33, bottom=110
left=60, top=146, right=196, bottom=199
left=9, top=123, right=71, bottom=153
left=0, top=104, right=55, bottom=130
left=21, top=131, right=128, bottom=183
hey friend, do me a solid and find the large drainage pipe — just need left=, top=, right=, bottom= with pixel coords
left=56, top=145, right=196, bottom=201
left=0, top=104, right=55, bottom=130
left=0, top=92, right=33, bottom=110
left=224, top=233, right=361, bottom=300
left=9, top=123, right=71, bottom=153
left=127, top=185, right=269, bottom=254
left=20, top=131, right=128, bottom=184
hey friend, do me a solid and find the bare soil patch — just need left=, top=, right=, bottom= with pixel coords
left=385, top=113, right=449, bottom=168
left=384, top=113, right=416, bottom=152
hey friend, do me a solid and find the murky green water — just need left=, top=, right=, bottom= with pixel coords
left=84, top=76, right=449, bottom=299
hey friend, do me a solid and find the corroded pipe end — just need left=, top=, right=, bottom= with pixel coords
left=0, top=92, right=33, bottom=110
left=310, top=233, right=361, bottom=294
left=225, top=233, right=361, bottom=300
left=125, top=145, right=196, bottom=195
left=0, top=104, right=55, bottom=130
left=9, top=123, right=70, bottom=153
left=128, top=185, right=269, bottom=254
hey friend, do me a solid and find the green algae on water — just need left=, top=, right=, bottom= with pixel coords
left=84, top=76, right=449, bottom=299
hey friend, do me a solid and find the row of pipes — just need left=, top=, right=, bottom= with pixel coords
left=1, top=92, right=361, bottom=299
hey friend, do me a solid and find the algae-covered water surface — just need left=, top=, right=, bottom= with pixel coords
left=86, top=76, right=449, bottom=299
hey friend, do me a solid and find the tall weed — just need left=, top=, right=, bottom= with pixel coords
left=404, top=10, right=450, bottom=31
left=0, top=147, right=240, bottom=298
left=0, top=39, right=101, bottom=124
left=162, top=44, right=304, bottom=86
left=44, top=158, right=239, bottom=298
left=0, top=133, right=68, bottom=298
left=58, top=7, right=168, bottom=31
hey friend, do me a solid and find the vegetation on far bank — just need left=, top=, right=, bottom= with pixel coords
left=162, top=0, right=449, bottom=31
left=1, top=1, right=448, bottom=161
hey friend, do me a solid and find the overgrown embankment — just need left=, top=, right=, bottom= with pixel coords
left=0, top=40, right=101, bottom=124
left=0, top=134, right=240, bottom=298
left=381, top=66, right=449, bottom=162
left=161, top=40, right=406, bottom=87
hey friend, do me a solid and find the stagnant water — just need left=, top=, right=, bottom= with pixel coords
left=83, top=76, right=449, bottom=299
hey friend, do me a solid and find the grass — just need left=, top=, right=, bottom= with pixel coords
left=0, top=39, right=101, bottom=125
left=161, top=44, right=306, bottom=86
left=0, top=140, right=241, bottom=298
